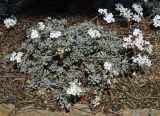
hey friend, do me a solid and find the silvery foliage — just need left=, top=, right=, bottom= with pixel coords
left=5, top=18, right=131, bottom=108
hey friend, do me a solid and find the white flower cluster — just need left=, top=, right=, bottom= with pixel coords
left=30, top=21, right=62, bottom=39
left=115, top=3, right=143, bottom=22
left=123, top=28, right=153, bottom=54
left=132, top=54, right=151, bottom=66
left=104, top=62, right=119, bottom=76
left=152, top=15, right=160, bottom=27
left=132, top=4, right=143, bottom=16
left=50, top=31, right=62, bottom=38
left=133, top=29, right=145, bottom=51
left=115, top=3, right=133, bottom=21
left=123, top=29, right=152, bottom=67
left=88, top=29, right=101, bottom=38
left=98, top=8, right=115, bottom=23
left=133, top=29, right=153, bottom=53
left=4, top=17, right=17, bottom=28
left=66, top=80, right=82, bottom=96
left=132, top=3, right=143, bottom=22
left=10, top=52, right=23, bottom=63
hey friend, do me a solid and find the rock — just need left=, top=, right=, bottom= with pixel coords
left=71, top=104, right=92, bottom=116
left=123, top=108, right=149, bottom=116
left=1, top=104, right=160, bottom=116
left=150, top=109, right=160, bottom=116
left=122, top=108, right=160, bottom=116
left=0, top=104, right=15, bottom=116
left=15, top=109, right=63, bottom=116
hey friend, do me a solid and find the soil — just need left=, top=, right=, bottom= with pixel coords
left=0, top=5, right=160, bottom=115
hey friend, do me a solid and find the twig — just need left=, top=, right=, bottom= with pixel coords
left=90, top=15, right=99, bottom=22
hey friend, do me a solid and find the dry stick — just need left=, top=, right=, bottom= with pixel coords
left=115, top=86, right=140, bottom=100
left=0, top=98, right=7, bottom=104
left=1, top=84, right=33, bottom=100
left=115, top=79, right=140, bottom=98
left=110, top=96, right=141, bottom=107
left=90, top=15, right=100, bottom=22
left=18, top=101, right=33, bottom=103
left=126, top=77, right=143, bottom=95
left=109, top=89, right=133, bottom=109
left=116, top=86, right=160, bottom=100
left=0, top=72, right=27, bottom=78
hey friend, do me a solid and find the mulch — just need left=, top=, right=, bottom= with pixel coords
left=0, top=7, right=160, bottom=114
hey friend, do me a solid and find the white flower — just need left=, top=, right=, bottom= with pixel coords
left=104, top=62, right=119, bottom=76
left=132, top=4, right=143, bottom=16
left=134, top=35, right=144, bottom=51
left=152, top=15, right=160, bottom=27
left=98, top=8, right=104, bottom=14
left=144, top=41, right=153, bottom=54
left=124, top=35, right=133, bottom=42
left=116, top=3, right=143, bottom=22
left=124, top=28, right=153, bottom=53
left=122, top=10, right=132, bottom=21
left=31, top=29, right=39, bottom=39
left=38, top=22, right=45, bottom=30
left=10, top=52, right=17, bottom=61
left=132, top=54, right=151, bottom=66
left=123, top=9, right=133, bottom=21
left=98, top=8, right=115, bottom=23
left=115, top=3, right=125, bottom=12
left=132, top=14, right=141, bottom=22
left=66, top=80, right=82, bottom=96
left=115, top=3, right=133, bottom=21
left=123, top=35, right=133, bottom=48
left=122, top=43, right=128, bottom=48
left=98, top=8, right=108, bottom=15
left=92, top=96, right=101, bottom=107
left=133, top=28, right=142, bottom=36
left=103, top=13, right=115, bottom=23
left=123, top=28, right=152, bottom=53
left=132, top=29, right=144, bottom=51
left=50, top=31, right=62, bottom=38
left=4, top=17, right=17, bottom=28
left=88, top=29, right=101, bottom=38
left=104, top=62, right=112, bottom=71
left=10, top=52, right=23, bottom=63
